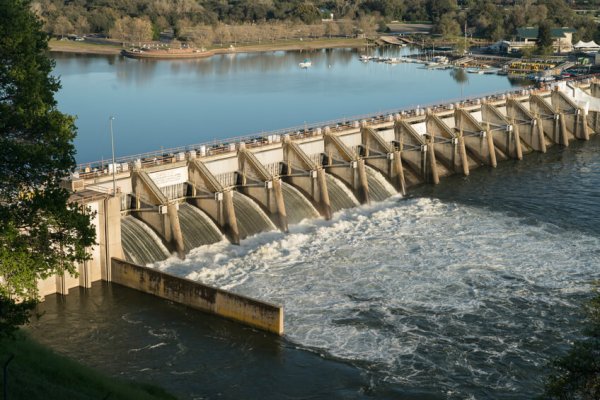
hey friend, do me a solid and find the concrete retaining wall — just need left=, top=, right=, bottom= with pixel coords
left=111, top=258, right=284, bottom=335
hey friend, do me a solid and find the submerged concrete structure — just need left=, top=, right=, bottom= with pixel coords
left=45, top=77, right=600, bottom=334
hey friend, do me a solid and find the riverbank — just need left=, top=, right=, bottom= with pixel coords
left=49, top=37, right=368, bottom=58
left=0, top=332, right=176, bottom=400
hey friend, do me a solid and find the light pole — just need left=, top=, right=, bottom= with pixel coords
left=109, top=116, right=116, bottom=197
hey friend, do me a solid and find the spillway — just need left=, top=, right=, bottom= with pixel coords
left=365, top=165, right=397, bottom=202
left=281, top=182, right=320, bottom=225
left=121, top=216, right=170, bottom=265
left=178, top=203, right=224, bottom=252
left=325, top=173, right=360, bottom=213
left=232, top=191, right=277, bottom=239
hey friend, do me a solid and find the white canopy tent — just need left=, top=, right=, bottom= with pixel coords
left=573, top=40, right=600, bottom=51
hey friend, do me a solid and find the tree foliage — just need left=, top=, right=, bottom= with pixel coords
left=25, top=0, right=599, bottom=44
left=537, top=21, right=554, bottom=55
left=544, top=291, right=600, bottom=399
left=0, top=0, right=95, bottom=337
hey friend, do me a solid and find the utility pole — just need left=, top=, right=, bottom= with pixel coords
left=109, top=116, right=116, bottom=196
left=464, top=20, right=467, bottom=54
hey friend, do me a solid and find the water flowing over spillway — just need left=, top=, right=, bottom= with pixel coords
left=121, top=216, right=170, bottom=265
left=281, top=182, right=320, bottom=224
left=232, top=191, right=276, bottom=239
left=178, top=203, right=223, bottom=252
left=364, top=165, right=397, bottom=202
left=325, top=173, right=360, bottom=213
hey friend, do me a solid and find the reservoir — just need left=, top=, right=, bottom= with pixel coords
left=27, top=48, right=600, bottom=399
left=51, top=48, right=522, bottom=163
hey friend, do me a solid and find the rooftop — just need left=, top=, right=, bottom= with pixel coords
left=516, top=27, right=576, bottom=39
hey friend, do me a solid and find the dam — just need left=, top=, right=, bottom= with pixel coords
left=42, top=77, right=600, bottom=334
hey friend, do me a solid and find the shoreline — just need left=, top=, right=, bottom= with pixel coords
left=49, top=37, right=370, bottom=58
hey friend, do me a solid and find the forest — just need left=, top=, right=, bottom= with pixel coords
left=30, top=0, right=600, bottom=48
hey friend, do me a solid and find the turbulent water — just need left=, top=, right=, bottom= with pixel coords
left=178, top=203, right=223, bottom=252
left=281, top=182, right=320, bottom=224
left=121, top=216, right=170, bottom=265
left=325, top=173, right=361, bottom=212
left=232, top=191, right=277, bottom=239
left=365, top=165, right=397, bottom=202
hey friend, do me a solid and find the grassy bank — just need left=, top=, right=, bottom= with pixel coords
left=49, top=37, right=368, bottom=57
left=0, top=332, right=176, bottom=400
left=49, top=39, right=122, bottom=55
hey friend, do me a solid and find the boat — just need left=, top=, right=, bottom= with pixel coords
left=121, top=47, right=213, bottom=60
left=299, top=59, right=312, bottom=69
left=432, top=56, right=449, bottom=65
left=466, top=68, right=484, bottom=74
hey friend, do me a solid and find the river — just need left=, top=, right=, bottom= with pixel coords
left=26, top=48, right=600, bottom=400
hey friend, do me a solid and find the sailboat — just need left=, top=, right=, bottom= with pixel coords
left=299, top=58, right=312, bottom=69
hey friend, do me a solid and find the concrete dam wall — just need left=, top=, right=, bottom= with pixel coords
left=43, top=79, right=600, bottom=334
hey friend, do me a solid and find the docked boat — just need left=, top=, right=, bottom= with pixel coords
left=121, top=47, right=213, bottom=60
left=466, top=68, right=485, bottom=74
left=299, top=59, right=312, bottom=69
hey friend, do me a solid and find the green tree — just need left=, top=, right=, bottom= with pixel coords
left=543, top=291, right=600, bottom=399
left=0, top=0, right=95, bottom=337
left=537, top=21, right=554, bottom=55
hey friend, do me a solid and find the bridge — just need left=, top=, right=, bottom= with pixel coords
left=41, top=76, right=600, bottom=335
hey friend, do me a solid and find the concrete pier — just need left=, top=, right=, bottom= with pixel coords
left=282, top=139, right=332, bottom=219
left=112, top=258, right=284, bottom=335
left=323, top=131, right=370, bottom=204
left=188, top=159, right=240, bottom=244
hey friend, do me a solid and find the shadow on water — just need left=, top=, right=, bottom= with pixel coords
left=412, top=135, right=600, bottom=236
left=27, top=282, right=383, bottom=400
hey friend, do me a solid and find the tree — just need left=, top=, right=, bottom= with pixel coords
left=437, top=13, right=461, bottom=38
left=0, top=0, right=95, bottom=337
left=294, top=3, right=321, bottom=24
left=52, top=15, right=73, bottom=38
left=324, top=21, right=339, bottom=38
left=543, top=291, right=600, bottom=399
left=537, top=21, right=554, bottom=55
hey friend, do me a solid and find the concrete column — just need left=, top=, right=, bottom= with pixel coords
left=512, top=122, right=523, bottom=160
left=272, top=178, right=289, bottom=233
left=576, top=109, right=590, bottom=140
left=316, top=168, right=332, bottom=220
left=79, top=260, right=91, bottom=289
left=486, top=129, right=497, bottom=168
left=393, top=150, right=406, bottom=195
left=356, top=159, right=370, bottom=205
left=583, top=117, right=590, bottom=140
left=427, top=139, right=439, bottom=184
left=167, top=203, right=185, bottom=259
left=55, top=273, right=67, bottom=295
left=223, top=190, right=240, bottom=245
left=103, top=195, right=123, bottom=282
left=458, top=133, right=470, bottom=176
left=536, top=118, right=547, bottom=153
left=559, top=113, right=569, bottom=147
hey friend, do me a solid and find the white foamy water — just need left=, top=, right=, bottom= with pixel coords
left=154, top=196, right=600, bottom=397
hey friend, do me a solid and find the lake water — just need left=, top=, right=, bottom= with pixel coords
left=27, top=48, right=600, bottom=400
left=51, top=48, right=523, bottom=163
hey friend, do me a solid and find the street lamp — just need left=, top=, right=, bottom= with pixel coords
left=109, top=116, right=116, bottom=196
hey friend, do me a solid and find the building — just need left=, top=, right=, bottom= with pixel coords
left=501, top=27, right=576, bottom=54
